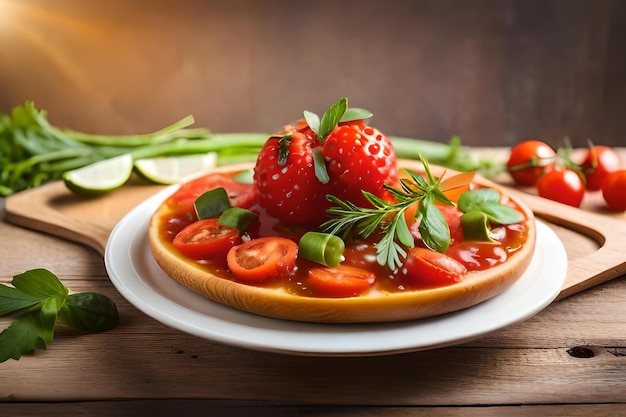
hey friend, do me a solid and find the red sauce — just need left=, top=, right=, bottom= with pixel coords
left=156, top=171, right=529, bottom=296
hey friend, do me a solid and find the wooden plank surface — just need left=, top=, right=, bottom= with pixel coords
left=1, top=149, right=625, bottom=414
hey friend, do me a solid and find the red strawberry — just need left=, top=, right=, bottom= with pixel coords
left=323, top=120, right=398, bottom=207
left=253, top=126, right=332, bottom=225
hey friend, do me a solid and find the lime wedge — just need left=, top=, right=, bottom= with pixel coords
left=63, top=154, right=133, bottom=196
left=134, top=152, right=218, bottom=184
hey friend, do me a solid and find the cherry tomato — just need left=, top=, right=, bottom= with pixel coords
left=172, top=218, right=241, bottom=260
left=507, top=140, right=557, bottom=186
left=601, top=170, right=626, bottom=211
left=166, top=173, right=257, bottom=214
left=226, top=237, right=298, bottom=282
left=306, top=265, right=376, bottom=298
left=398, top=247, right=467, bottom=288
left=536, top=169, right=585, bottom=207
left=580, top=146, right=622, bottom=191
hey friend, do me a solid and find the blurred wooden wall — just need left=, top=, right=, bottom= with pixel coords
left=1, top=0, right=625, bottom=147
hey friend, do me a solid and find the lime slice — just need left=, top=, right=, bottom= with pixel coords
left=63, top=154, right=133, bottom=196
left=134, top=152, right=218, bottom=184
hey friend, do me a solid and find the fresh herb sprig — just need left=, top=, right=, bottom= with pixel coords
left=0, top=268, right=119, bottom=363
left=322, top=155, right=455, bottom=271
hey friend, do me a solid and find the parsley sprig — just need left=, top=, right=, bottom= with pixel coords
left=0, top=269, right=119, bottom=363
left=322, top=155, right=455, bottom=271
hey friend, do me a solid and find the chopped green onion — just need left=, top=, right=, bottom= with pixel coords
left=298, top=232, right=345, bottom=267
left=218, top=207, right=257, bottom=232
left=194, top=187, right=231, bottom=219
left=460, top=211, right=497, bottom=242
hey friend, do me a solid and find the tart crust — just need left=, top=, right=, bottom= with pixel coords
left=148, top=160, right=536, bottom=323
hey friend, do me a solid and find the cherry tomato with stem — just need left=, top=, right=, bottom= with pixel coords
left=580, top=145, right=622, bottom=191
left=601, top=170, right=626, bottom=211
left=172, top=218, right=242, bottom=260
left=306, top=265, right=376, bottom=298
left=226, top=237, right=298, bottom=282
left=507, top=140, right=557, bottom=186
left=536, top=168, right=585, bottom=207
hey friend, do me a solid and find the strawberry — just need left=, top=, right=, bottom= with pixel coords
left=323, top=120, right=398, bottom=207
left=253, top=125, right=332, bottom=225
left=253, top=98, right=397, bottom=225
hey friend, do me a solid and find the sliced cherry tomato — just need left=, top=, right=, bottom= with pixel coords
left=536, top=169, right=585, bottom=207
left=306, top=265, right=376, bottom=298
left=580, top=146, right=622, bottom=191
left=398, top=247, right=467, bottom=288
left=506, top=140, right=557, bottom=186
left=166, top=173, right=257, bottom=214
left=226, top=237, right=298, bottom=282
left=172, top=218, right=241, bottom=260
left=601, top=170, right=626, bottom=211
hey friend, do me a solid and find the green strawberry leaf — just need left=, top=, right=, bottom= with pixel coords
left=341, top=108, right=373, bottom=122
left=318, top=98, right=348, bottom=140
left=303, top=110, right=320, bottom=135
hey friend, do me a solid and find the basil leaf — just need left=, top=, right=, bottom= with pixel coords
left=218, top=207, right=257, bottom=232
left=0, top=311, right=48, bottom=362
left=459, top=188, right=524, bottom=225
left=395, top=213, right=415, bottom=248
left=39, top=296, right=64, bottom=343
left=0, top=284, right=42, bottom=316
left=479, top=202, right=525, bottom=225
left=318, top=98, right=348, bottom=140
left=340, top=108, right=373, bottom=122
left=12, top=268, right=68, bottom=299
left=58, top=292, right=120, bottom=333
left=303, top=110, right=320, bottom=135
left=418, top=197, right=451, bottom=252
left=458, top=188, right=500, bottom=212
left=194, top=187, right=231, bottom=219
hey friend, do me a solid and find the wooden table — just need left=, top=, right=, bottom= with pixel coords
left=1, top=149, right=625, bottom=416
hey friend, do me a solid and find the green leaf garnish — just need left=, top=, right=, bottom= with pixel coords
left=218, top=207, right=257, bottom=232
left=194, top=187, right=231, bottom=220
left=312, top=147, right=330, bottom=184
left=303, top=110, right=320, bottom=135
left=322, top=154, right=454, bottom=270
left=458, top=188, right=524, bottom=225
left=317, top=98, right=348, bottom=140
left=341, top=108, right=373, bottom=122
left=0, top=269, right=119, bottom=363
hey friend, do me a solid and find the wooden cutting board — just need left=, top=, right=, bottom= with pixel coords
left=3, top=176, right=626, bottom=300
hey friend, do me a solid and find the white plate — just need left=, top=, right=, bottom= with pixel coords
left=105, top=186, right=567, bottom=357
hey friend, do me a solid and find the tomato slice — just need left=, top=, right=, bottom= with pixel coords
left=226, top=237, right=298, bottom=282
left=166, top=173, right=257, bottom=214
left=398, top=247, right=467, bottom=288
left=306, top=265, right=376, bottom=298
left=172, top=218, right=241, bottom=260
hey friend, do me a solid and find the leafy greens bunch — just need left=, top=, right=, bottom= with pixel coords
left=0, top=268, right=119, bottom=363
left=0, top=101, right=268, bottom=196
